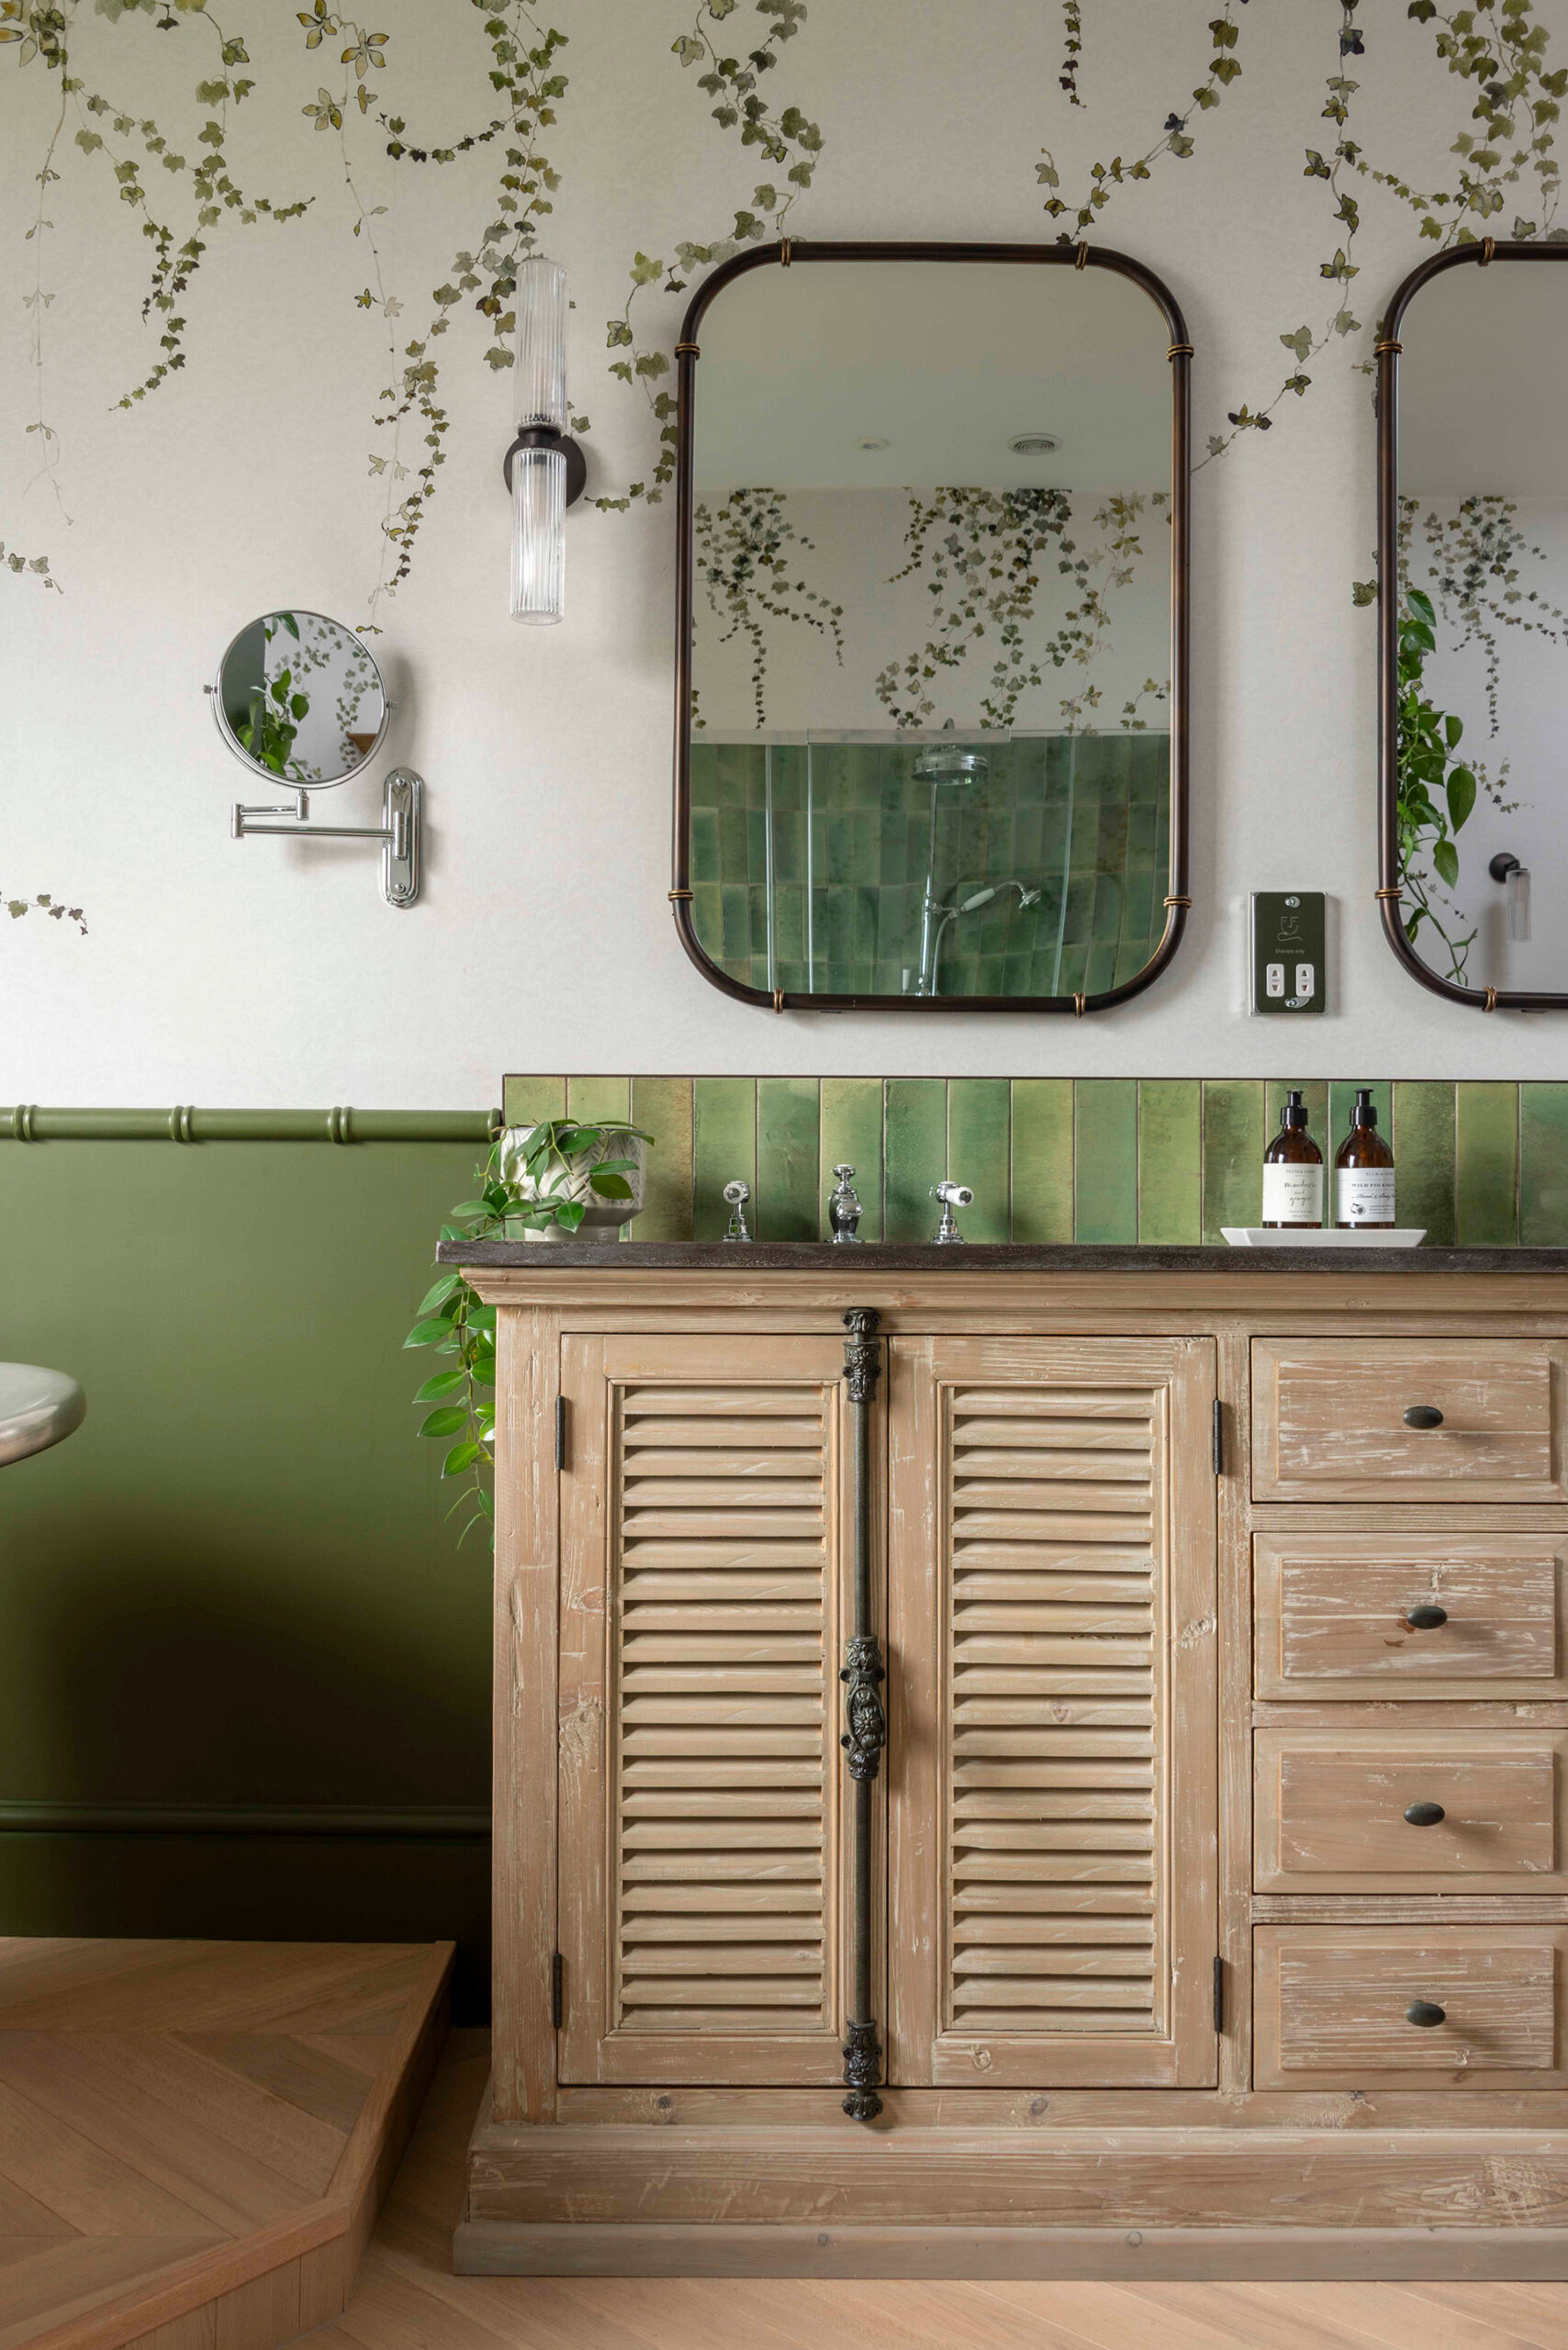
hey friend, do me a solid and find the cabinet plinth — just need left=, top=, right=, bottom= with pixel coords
left=460, top=1259, right=1568, bottom=2277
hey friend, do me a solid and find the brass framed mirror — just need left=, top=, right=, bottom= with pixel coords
left=671, top=240, right=1192, bottom=1013
left=1378, top=241, right=1568, bottom=1011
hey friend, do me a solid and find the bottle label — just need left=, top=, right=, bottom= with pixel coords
left=1262, top=1163, right=1323, bottom=1225
left=1336, top=1167, right=1396, bottom=1225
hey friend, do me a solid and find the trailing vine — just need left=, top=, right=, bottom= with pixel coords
left=1059, top=3, right=1082, bottom=106
left=874, top=488, right=1167, bottom=735
left=6, top=890, right=86, bottom=933
left=598, top=0, right=823, bottom=510
left=1037, top=6, right=1247, bottom=239
left=1395, top=586, right=1484, bottom=983
left=1, top=538, right=59, bottom=592
left=1402, top=493, right=1568, bottom=735
left=693, top=487, right=844, bottom=727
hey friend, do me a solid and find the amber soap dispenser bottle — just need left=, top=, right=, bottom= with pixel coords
left=1335, top=1086, right=1395, bottom=1229
left=1262, top=1089, right=1323, bottom=1228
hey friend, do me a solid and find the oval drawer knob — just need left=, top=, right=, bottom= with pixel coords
left=1404, top=1404, right=1445, bottom=1429
left=1406, top=1999, right=1447, bottom=2029
left=1405, top=1605, right=1450, bottom=1630
left=1404, top=1800, right=1447, bottom=1827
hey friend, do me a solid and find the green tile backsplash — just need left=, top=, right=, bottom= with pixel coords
left=502, top=1075, right=1551, bottom=1244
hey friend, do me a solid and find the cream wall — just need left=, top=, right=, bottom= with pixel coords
left=5, top=0, right=1565, bottom=1101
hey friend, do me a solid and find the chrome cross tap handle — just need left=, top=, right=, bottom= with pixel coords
left=931, top=1180, right=973, bottom=1245
left=722, top=1179, right=753, bottom=1243
left=828, top=1163, right=864, bottom=1245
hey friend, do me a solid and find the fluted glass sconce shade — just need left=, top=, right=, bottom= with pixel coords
left=510, top=443, right=566, bottom=624
left=505, top=254, right=583, bottom=625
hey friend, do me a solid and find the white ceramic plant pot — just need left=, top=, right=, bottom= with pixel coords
left=496, top=1125, right=648, bottom=1244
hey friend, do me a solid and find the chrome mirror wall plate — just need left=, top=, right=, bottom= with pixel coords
left=209, top=609, right=422, bottom=908
left=1376, top=240, right=1568, bottom=1009
left=671, top=238, right=1193, bottom=1015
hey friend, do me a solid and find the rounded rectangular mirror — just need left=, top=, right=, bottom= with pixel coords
left=672, top=241, right=1192, bottom=1013
left=1378, top=242, right=1568, bottom=1011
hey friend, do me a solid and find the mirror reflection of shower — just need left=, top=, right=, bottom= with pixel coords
left=909, top=744, right=1041, bottom=996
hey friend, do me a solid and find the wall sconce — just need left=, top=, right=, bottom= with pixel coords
left=505, top=255, right=586, bottom=624
left=1490, top=850, right=1531, bottom=943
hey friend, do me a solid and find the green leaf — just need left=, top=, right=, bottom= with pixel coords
left=442, top=1439, right=485, bottom=1477
left=404, top=1315, right=457, bottom=1347
left=1447, top=766, right=1476, bottom=831
left=465, top=1303, right=498, bottom=1330
left=413, top=1369, right=466, bottom=1400
left=588, top=1169, right=633, bottom=1199
left=1433, top=838, right=1461, bottom=889
left=1444, top=712, right=1463, bottom=747
left=419, top=1405, right=469, bottom=1438
left=415, top=1273, right=462, bottom=1315
left=553, top=1199, right=587, bottom=1230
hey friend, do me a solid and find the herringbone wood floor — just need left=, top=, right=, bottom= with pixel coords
left=0, top=1937, right=450, bottom=2350
left=306, top=2035, right=1568, bottom=2350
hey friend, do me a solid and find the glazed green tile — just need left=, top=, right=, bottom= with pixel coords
left=629, top=1077, right=693, bottom=1239
left=1455, top=1081, right=1519, bottom=1245
left=1137, top=1080, right=1201, bottom=1245
left=1266, top=1080, right=1328, bottom=1157
left=756, top=1078, right=820, bottom=1242
left=1521, top=1086, right=1568, bottom=1245
left=566, top=1077, right=631, bottom=1126
left=1327, top=1080, right=1392, bottom=1159
left=1202, top=1080, right=1266, bottom=1243
left=820, top=1079, right=884, bottom=1243
left=1010, top=1079, right=1074, bottom=1241
left=1392, top=1080, right=1456, bottom=1245
left=689, top=807, right=720, bottom=886
left=1074, top=1080, right=1137, bottom=1245
left=693, top=1078, right=756, bottom=1240
left=500, top=1075, right=566, bottom=1129
left=947, top=1080, right=1011, bottom=1242
left=884, top=1080, right=947, bottom=1242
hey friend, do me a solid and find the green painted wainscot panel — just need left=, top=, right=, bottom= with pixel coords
left=0, top=1113, right=498, bottom=2017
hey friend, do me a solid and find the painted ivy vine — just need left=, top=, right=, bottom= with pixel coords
left=6, top=890, right=86, bottom=934
left=597, top=0, right=823, bottom=510
left=1404, top=493, right=1568, bottom=734
left=693, top=487, right=844, bottom=727
left=874, top=487, right=1168, bottom=735
left=1037, top=5, right=1247, bottom=237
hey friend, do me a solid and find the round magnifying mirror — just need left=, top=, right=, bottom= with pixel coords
left=212, top=610, right=388, bottom=788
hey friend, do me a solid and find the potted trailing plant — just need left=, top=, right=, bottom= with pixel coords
left=1394, top=587, right=1480, bottom=984
left=404, top=1119, right=655, bottom=1544
left=497, top=1116, right=652, bottom=1242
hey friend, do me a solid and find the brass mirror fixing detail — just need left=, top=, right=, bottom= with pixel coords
left=1377, top=241, right=1568, bottom=1011
left=672, top=241, right=1193, bottom=1014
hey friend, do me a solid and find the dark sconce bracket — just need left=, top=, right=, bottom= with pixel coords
left=502, top=425, right=588, bottom=506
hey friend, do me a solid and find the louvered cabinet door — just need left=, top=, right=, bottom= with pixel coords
left=556, top=1334, right=860, bottom=2086
left=888, top=1336, right=1219, bottom=2088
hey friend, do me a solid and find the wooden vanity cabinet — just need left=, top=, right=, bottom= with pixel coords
left=456, top=1255, right=1568, bottom=2277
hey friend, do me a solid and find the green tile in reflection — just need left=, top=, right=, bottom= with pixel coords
left=694, top=1078, right=756, bottom=1240
left=756, top=1079, right=820, bottom=1241
left=1074, top=1080, right=1137, bottom=1244
left=1137, top=1080, right=1201, bottom=1245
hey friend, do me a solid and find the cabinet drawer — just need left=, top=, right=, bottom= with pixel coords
left=1254, top=1529, right=1568, bottom=1700
left=1254, top=1926, right=1568, bottom=2090
left=1254, top=1727, right=1567, bottom=1892
left=1251, top=1338, right=1568, bottom=1502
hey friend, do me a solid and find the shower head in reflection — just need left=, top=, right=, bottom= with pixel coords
left=914, top=878, right=1042, bottom=997
left=913, top=747, right=989, bottom=785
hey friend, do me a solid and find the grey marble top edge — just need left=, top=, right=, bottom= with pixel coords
left=439, top=1240, right=1568, bottom=1273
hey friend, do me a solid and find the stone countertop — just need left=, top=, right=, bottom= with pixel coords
left=439, top=1240, right=1568, bottom=1274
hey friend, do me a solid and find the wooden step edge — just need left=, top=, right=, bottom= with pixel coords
left=23, top=1940, right=454, bottom=2350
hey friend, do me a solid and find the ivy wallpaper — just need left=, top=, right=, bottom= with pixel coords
left=6, top=0, right=1568, bottom=1099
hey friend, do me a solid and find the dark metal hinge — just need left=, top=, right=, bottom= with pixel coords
left=554, top=1395, right=567, bottom=1472
left=1213, top=1953, right=1225, bottom=2033
left=552, top=1950, right=564, bottom=2030
left=1212, top=1398, right=1224, bottom=1477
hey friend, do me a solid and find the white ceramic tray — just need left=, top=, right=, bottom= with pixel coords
left=1221, top=1226, right=1427, bottom=1248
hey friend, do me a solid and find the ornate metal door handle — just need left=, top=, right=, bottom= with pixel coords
left=840, top=1306, right=884, bottom=2122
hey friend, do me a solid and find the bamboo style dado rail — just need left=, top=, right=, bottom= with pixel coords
left=1, top=1106, right=498, bottom=1143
